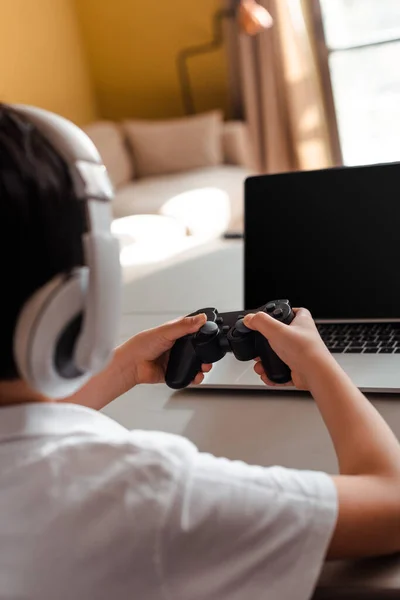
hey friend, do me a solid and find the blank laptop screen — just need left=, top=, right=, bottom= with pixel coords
left=245, top=163, right=400, bottom=319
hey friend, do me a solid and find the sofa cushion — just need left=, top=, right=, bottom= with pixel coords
left=83, top=121, right=134, bottom=189
left=221, top=121, right=256, bottom=170
left=113, top=165, right=248, bottom=235
left=122, top=111, right=223, bottom=178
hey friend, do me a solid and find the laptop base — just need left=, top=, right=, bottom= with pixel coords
left=200, top=352, right=400, bottom=394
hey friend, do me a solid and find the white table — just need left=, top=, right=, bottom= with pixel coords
left=109, top=311, right=400, bottom=473
left=105, top=239, right=400, bottom=599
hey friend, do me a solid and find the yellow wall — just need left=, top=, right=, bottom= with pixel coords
left=75, top=0, right=229, bottom=120
left=0, top=0, right=97, bottom=125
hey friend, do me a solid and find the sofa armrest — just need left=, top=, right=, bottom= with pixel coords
left=221, top=121, right=255, bottom=170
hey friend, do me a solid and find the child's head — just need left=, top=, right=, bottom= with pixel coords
left=0, top=104, right=85, bottom=380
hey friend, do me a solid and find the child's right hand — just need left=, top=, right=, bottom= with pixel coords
left=248, top=308, right=400, bottom=561
left=243, top=308, right=333, bottom=390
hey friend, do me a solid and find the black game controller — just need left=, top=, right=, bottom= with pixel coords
left=165, top=300, right=295, bottom=390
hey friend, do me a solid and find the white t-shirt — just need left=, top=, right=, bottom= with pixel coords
left=0, top=402, right=337, bottom=600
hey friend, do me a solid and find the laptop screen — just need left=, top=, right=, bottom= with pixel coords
left=245, top=163, right=400, bottom=319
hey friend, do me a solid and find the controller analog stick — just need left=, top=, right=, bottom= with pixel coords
left=232, top=318, right=252, bottom=337
left=272, top=307, right=284, bottom=318
left=196, top=320, right=219, bottom=343
left=266, top=303, right=276, bottom=314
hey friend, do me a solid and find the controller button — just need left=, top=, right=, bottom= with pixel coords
left=266, top=303, right=276, bottom=314
left=196, top=321, right=219, bottom=342
left=272, top=307, right=284, bottom=319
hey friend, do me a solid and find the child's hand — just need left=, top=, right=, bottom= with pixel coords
left=122, top=313, right=212, bottom=387
left=243, top=308, right=332, bottom=389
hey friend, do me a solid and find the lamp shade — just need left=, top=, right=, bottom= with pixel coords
left=238, top=0, right=273, bottom=35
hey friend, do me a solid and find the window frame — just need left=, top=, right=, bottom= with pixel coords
left=309, top=0, right=400, bottom=167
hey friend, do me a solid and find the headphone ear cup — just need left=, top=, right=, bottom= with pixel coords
left=14, top=268, right=91, bottom=398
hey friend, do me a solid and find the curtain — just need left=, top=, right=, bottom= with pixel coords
left=233, top=0, right=333, bottom=173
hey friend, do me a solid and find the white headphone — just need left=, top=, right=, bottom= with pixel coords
left=12, top=105, right=121, bottom=399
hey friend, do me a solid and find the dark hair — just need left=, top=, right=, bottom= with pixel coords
left=0, top=104, right=85, bottom=379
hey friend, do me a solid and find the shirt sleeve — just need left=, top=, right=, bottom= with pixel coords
left=159, top=447, right=338, bottom=600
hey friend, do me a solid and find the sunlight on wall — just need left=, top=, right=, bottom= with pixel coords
left=0, top=0, right=96, bottom=125
left=74, top=0, right=229, bottom=120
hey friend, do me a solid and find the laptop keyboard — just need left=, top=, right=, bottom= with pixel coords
left=317, top=323, right=400, bottom=354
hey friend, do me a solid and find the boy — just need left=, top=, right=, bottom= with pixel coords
left=1, top=102, right=400, bottom=600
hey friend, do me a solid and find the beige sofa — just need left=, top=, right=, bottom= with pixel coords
left=83, top=116, right=253, bottom=237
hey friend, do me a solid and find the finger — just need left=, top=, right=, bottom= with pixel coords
left=261, top=374, right=291, bottom=387
left=261, top=374, right=277, bottom=386
left=261, top=374, right=293, bottom=387
left=243, top=311, right=286, bottom=337
left=292, top=307, right=313, bottom=322
left=192, top=373, right=204, bottom=385
left=254, top=361, right=265, bottom=376
left=255, top=365, right=292, bottom=387
left=201, top=364, right=212, bottom=373
left=160, top=313, right=207, bottom=342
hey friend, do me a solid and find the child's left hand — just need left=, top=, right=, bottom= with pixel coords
left=120, top=313, right=212, bottom=387
left=66, top=314, right=212, bottom=411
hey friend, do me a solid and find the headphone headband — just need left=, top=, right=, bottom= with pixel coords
left=12, top=105, right=121, bottom=397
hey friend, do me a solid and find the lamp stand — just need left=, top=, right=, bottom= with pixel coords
left=176, top=8, right=235, bottom=115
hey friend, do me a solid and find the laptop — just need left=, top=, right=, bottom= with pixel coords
left=202, top=162, right=400, bottom=393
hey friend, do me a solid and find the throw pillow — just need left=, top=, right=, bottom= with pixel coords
left=83, top=121, right=134, bottom=188
left=122, top=111, right=223, bottom=178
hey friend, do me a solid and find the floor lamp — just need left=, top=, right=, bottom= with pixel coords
left=176, top=0, right=273, bottom=115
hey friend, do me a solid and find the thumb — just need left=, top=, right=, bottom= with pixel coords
left=159, top=313, right=207, bottom=342
left=243, top=311, right=286, bottom=338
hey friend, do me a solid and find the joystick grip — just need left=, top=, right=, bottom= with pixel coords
left=256, top=335, right=292, bottom=384
left=255, top=301, right=295, bottom=384
left=165, top=336, right=202, bottom=390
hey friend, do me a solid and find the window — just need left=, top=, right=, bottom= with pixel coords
left=314, top=0, right=400, bottom=166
